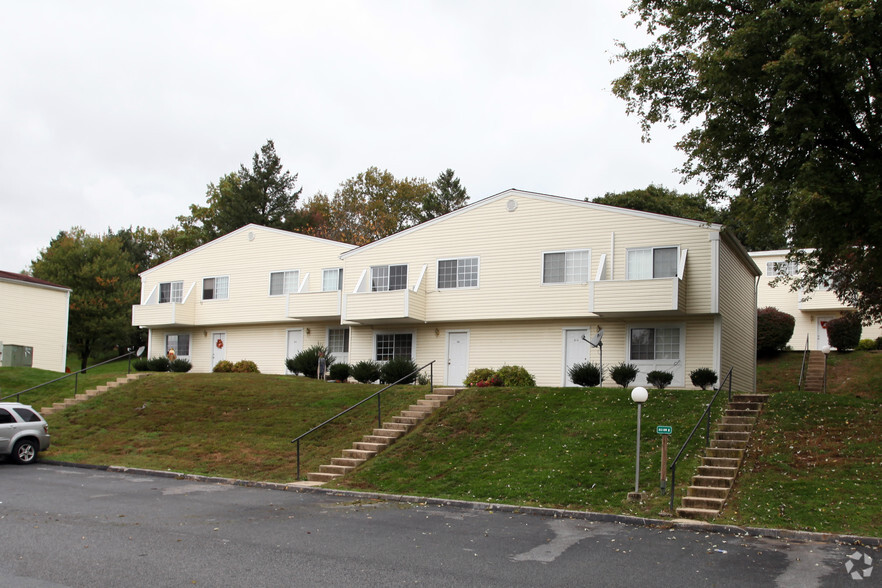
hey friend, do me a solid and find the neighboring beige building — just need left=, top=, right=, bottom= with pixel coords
left=0, top=271, right=71, bottom=372
left=750, top=250, right=882, bottom=350
left=133, top=190, right=762, bottom=391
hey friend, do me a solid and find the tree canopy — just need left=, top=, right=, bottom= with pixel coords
left=31, top=228, right=141, bottom=369
left=613, top=0, right=882, bottom=320
left=423, top=168, right=469, bottom=220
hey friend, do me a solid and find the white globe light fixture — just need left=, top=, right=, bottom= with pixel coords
left=630, top=387, right=649, bottom=498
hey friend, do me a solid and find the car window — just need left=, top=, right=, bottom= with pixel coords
left=12, top=408, right=42, bottom=422
left=0, top=408, right=15, bottom=424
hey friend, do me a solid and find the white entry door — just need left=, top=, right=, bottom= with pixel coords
left=817, top=316, right=836, bottom=349
left=286, top=329, right=304, bottom=373
left=211, top=332, right=226, bottom=369
left=446, top=331, right=469, bottom=386
left=563, top=329, right=589, bottom=386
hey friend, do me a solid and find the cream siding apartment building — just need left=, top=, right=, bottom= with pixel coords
left=749, top=250, right=882, bottom=350
left=0, top=271, right=71, bottom=372
left=132, top=190, right=761, bottom=391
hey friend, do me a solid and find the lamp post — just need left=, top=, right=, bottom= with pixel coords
left=628, top=386, right=649, bottom=500
left=822, top=345, right=831, bottom=393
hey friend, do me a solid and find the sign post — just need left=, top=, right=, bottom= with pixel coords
left=657, top=426, right=672, bottom=492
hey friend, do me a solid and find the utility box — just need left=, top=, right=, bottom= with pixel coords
left=1, top=344, right=33, bottom=367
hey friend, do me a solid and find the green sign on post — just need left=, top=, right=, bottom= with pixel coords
left=656, top=425, right=672, bottom=435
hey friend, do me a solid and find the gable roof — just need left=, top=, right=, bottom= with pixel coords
left=0, top=270, right=71, bottom=292
left=341, top=188, right=725, bottom=259
left=140, top=224, right=357, bottom=277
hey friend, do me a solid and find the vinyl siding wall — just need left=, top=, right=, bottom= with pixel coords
left=719, top=239, right=758, bottom=392
left=0, top=280, right=69, bottom=372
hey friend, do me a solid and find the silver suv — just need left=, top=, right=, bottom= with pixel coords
left=0, top=402, right=51, bottom=464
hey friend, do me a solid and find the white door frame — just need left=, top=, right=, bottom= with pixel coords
left=562, top=327, right=591, bottom=386
left=446, top=330, right=470, bottom=386
left=211, top=332, right=226, bottom=369
left=286, top=328, right=304, bottom=373
left=817, top=315, right=837, bottom=350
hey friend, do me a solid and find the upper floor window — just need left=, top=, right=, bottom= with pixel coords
left=766, top=261, right=798, bottom=277
left=202, top=276, right=229, bottom=300
left=627, top=246, right=678, bottom=280
left=438, top=257, right=479, bottom=289
left=269, top=270, right=299, bottom=296
left=371, top=264, right=407, bottom=292
left=630, top=327, right=680, bottom=360
left=543, top=250, right=590, bottom=284
left=159, top=281, right=183, bottom=304
left=166, top=333, right=191, bottom=357
left=323, top=268, right=343, bottom=292
left=375, top=333, right=413, bottom=361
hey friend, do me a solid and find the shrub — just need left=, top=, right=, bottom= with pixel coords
left=232, top=360, right=260, bottom=373
left=169, top=358, right=193, bottom=373
left=464, top=368, right=497, bottom=387
left=380, top=356, right=419, bottom=384
left=147, top=356, right=170, bottom=372
left=826, top=312, right=862, bottom=351
left=286, top=345, right=334, bottom=378
left=132, top=358, right=150, bottom=372
left=350, top=360, right=381, bottom=384
left=569, top=362, right=601, bottom=387
left=877, top=336, right=882, bottom=350
left=495, top=365, right=536, bottom=387
left=857, top=338, right=877, bottom=351
left=212, top=360, right=234, bottom=373
left=328, top=362, right=350, bottom=382
left=646, top=370, right=674, bottom=390
left=757, top=307, right=795, bottom=356
left=689, top=367, right=718, bottom=390
left=610, top=362, right=638, bottom=388
left=474, top=374, right=503, bottom=387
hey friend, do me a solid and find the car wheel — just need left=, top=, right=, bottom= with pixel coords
left=12, top=439, right=38, bottom=465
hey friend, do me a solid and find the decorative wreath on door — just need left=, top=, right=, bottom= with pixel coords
left=216, top=339, right=224, bottom=349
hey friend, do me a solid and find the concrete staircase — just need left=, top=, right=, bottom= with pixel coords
left=803, top=350, right=826, bottom=392
left=305, top=387, right=461, bottom=484
left=41, top=373, right=148, bottom=415
left=676, top=393, right=769, bottom=520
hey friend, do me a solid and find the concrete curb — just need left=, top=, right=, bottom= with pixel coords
left=41, top=460, right=881, bottom=547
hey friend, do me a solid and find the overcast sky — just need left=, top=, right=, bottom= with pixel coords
left=1, top=1, right=696, bottom=273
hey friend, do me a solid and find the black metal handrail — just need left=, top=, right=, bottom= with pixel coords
left=797, top=334, right=809, bottom=390
left=0, top=349, right=142, bottom=403
left=290, top=360, right=435, bottom=480
left=668, top=367, right=733, bottom=511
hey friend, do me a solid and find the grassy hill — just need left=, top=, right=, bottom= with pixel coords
left=1, top=350, right=879, bottom=536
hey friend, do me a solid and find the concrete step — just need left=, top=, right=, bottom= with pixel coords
left=701, top=456, right=740, bottom=468
left=306, top=472, right=341, bottom=482
left=353, top=442, right=388, bottom=452
left=400, top=411, right=429, bottom=419
left=319, top=464, right=354, bottom=475
left=393, top=415, right=422, bottom=425
left=706, top=447, right=744, bottom=460
left=342, top=449, right=377, bottom=459
left=725, top=409, right=760, bottom=418
left=372, top=428, right=404, bottom=438
left=425, top=394, right=455, bottom=401
left=361, top=435, right=395, bottom=445
left=416, top=399, right=442, bottom=408
left=728, top=402, right=762, bottom=411
left=681, top=496, right=725, bottom=510
left=715, top=431, right=750, bottom=441
left=731, top=394, right=769, bottom=403
left=331, top=457, right=365, bottom=467
left=697, top=465, right=738, bottom=477
left=686, top=485, right=729, bottom=499
left=383, top=422, right=411, bottom=432
left=691, top=475, right=734, bottom=488
left=676, top=507, right=719, bottom=521
left=407, top=405, right=433, bottom=413
left=716, top=423, right=753, bottom=433
left=710, top=438, right=747, bottom=449
left=720, top=416, right=756, bottom=425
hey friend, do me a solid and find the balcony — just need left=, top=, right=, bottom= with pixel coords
left=343, top=288, right=427, bottom=324
left=591, top=277, right=686, bottom=316
left=131, top=299, right=196, bottom=327
left=287, top=291, right=342, bottom=320
left=798, top=290, right=849, bottom=312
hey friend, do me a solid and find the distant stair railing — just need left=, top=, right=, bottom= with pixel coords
left=797, top=334, right=810, bottom=391
left=291, top=360, right=435, bottom=480
left=668, top=367, right=733, bottom=512
left=0, top=347, right=144, bottom=403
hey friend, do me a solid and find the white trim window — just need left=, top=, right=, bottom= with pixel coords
left=375, top=333, right=413, bottom=361
left=328, top=327, right=350, bottom=363
left=202, top=276, right=229, bottom=301
left=159, top=281, right=183, bottom=304
left=766, top=261, right=798, bottom=277
left=371, top=264, right=407, bottom=292
left=630, top=327, right=680, bottom=360
left=437, top=257, right=479, bottom=289
left=627, top=246, right=679, bottom=280
left=543, top=250, right=590, bottom=284
left=269, top=270, right=299, bottom=296
left=323, top=268, right=343, bottom=292
left=165, top=333, right=191, bottom=358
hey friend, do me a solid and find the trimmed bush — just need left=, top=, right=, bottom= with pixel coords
left=569, top=362, right=602, bottom=387
left=212, top=360, right=234, bottom=373
left=826, top=312, right=862, bottom=351
left=877, top=336, right=882, bottom=350
left=757, top=306, right=795, bottom=356
left=464, top=368, right=497, bottom=387
left=169, top=358, right=193, bottom=373
left=328, top=362, right=350, bottom=382
left=857, top=338, right=877, bottom=351
left=475, top=374, right=503, bottom=387
left=646, top=370, right=674, bottom=390
left=147, top=356, right=171, bottom=372
left=610, top=362, right=638, bottom=388
left=232, top=360, right=260, bottom=373
left=380, top=356, right=419, bottom=384
left=689, top=367, right=718, bottom=390
left=132, top=358, right=150, bottom=372
left=350, top=360, right=381, bottom=384
left=285, top=345, right=334, bottom=378
left=495, top=365, right=536, bottom=387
